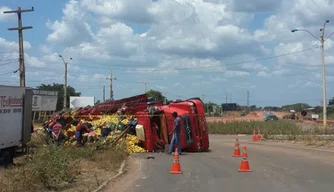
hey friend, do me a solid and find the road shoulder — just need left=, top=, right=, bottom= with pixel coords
left=102, top=154, right=147, bottom=192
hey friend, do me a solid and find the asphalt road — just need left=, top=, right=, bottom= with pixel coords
left=106, top=135, right=334, bottom=192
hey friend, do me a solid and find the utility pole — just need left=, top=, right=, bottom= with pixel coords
left=247, top=90, right=250, bottom=111
left=103, top=85, right=105, bottom=102
left=106, top=70, right=114, bottom=101
left=202, top=93, right=209, bottom=114
left=291, top=20, right=334, bottom=129
left=109, top=70, right=113, bottom=100
left=225, top=92, right=228, bottom=103
left=59, top=55, right=72, bottom=110
left=4, top=7, right=34, bottom=87
left=142, top=81, right=149, bottom=92
left=320, top=28, right=328, bottom=129
left=202, top=93, right=210, bottom=115
left=202, top=93, right=206, bottom=113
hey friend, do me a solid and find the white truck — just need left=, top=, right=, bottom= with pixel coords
left=0, top=85, right=33, bottom=166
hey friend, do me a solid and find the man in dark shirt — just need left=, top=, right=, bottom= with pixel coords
left=168, top=111, right=181, bottom=154
left=75, top=122, right=92, bottom=146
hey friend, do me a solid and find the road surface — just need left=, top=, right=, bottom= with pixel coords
left=105, top=135, right=334, bottom=192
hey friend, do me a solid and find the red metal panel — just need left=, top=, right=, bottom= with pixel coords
left=136, top=111, right=154, bottom=152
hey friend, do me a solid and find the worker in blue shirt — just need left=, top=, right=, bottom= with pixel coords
left=168, top=111, right=182, bottom=155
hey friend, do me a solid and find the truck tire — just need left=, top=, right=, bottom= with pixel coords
left=0, top=150, right=13, bottom=167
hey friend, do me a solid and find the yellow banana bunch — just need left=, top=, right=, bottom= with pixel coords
left=125, top=134, right=147, bottom=154
left=60, top=114, right=147, bottom=153
left=68, top=125, right=76, bottom=132
left=121, top=118, right=129, bottom=124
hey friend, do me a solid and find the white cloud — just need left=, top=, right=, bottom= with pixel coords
left=92, top=73, right=106, bottom=80
left=223, top=71, right=250, bottom=77
left=0, top=38, right=31, bottom=52
left=257, top=71, right=271, bottom=77
left=46, top=0, right=95, bottom=46
left=233, top=82, right=256, bottom=89
left=2, top=0, right=334, bottom=106
left=0, top=6, right=15, bottom=22
left=25, top=55, right=46, bottom=67
left=76, top=75, right=90, bottom=82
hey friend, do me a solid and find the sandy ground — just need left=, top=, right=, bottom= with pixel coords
left=206, top=111, right=265, bottom=123
left=272, top=112, right=288, bottom=118
left=206, top=111, right=334, bottom=126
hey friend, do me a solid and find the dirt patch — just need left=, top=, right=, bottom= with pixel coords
left=272, top=112, right=334, bottom=125
left=272, top=112, right=288, bottom=119
left=206, top=111, right=264, bottom=123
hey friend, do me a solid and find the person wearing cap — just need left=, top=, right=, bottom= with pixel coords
left=75, top=122, right=93, bottom=146
left=168, top=111, right=182, bottom=154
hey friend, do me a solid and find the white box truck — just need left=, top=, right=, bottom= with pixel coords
left=0, top=85, right=33, bottom=166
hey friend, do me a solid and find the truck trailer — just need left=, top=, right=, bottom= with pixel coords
left=0, top=85, right=33, bottom=166
left=64, top=94, right=210, bottom=152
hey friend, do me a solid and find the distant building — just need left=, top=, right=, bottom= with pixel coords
left=221, top=103, right=237, bottom=111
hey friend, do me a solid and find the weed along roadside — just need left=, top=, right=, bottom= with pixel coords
left=0, top=131, right=128, bottom=192
left=207, top=120, right=334, bottom=146
left=208, top=120, right=302, bottom=136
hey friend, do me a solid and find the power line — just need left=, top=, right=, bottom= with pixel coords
left=69, top=46, right=319, bottom=71
left=0, top=60, right=19, bottom=66
left=0, top=51, right=17, bottom=54
left=0, top=58, right=19, bottom=62
left=17, top=45, right=323, bottom=84
left=0, top=69, right=19, bottom=76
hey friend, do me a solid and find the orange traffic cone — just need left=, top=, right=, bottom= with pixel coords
left=252, top=129, right=257, bottom=142
left=232, top=138, right=241, bottom=157
left=235, top=137, right=239, bottom=147
left=257, top=129, right=262, bottom=141
left=238, top=146, right=251, bottom=172
left=170, top=148, right=183, bottom=174
left=241, top=146, right=248, bottom=158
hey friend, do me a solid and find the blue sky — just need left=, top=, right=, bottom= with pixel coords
left=1, top=0, right=334, bottom=107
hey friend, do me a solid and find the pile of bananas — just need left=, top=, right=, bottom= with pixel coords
left=88, top=114, right=131, bottom=126
left=61, top=113, right=146, bottom=153
left=125, top=134, right=147, bottom=154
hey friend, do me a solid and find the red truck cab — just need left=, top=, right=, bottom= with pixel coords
left=136, top=98, right=209, bottom=152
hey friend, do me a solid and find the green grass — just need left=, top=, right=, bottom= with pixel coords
left=0, top=133, right=128, bottom=192
left=208, top=120, right=302, bottom=136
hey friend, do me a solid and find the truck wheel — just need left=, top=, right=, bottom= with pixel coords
left=0, top=151, right=13, bottom=167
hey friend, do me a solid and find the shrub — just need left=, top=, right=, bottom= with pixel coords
left=208, top=120, right=302, bottom=135
left=0, top=141, right=128, bottom=192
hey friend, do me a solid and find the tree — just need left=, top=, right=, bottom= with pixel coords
left=37, top=83, right=81, bottom=111
left=249, top=105, right=257, bottom=111
left=263, top=106, right=281, bottom=111
left=146, top=89, right=166, bottom=102
left=281, top=103, right=311, bottom=112
left=95, top=100, right=101, bottom=105
left=329, top=97, right=334, bottom=107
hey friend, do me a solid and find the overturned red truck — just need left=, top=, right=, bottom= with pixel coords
left=71, top=94, right=210, bottom=152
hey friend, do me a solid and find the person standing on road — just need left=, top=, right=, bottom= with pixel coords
left=168, top=112, right=182, bottom=154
